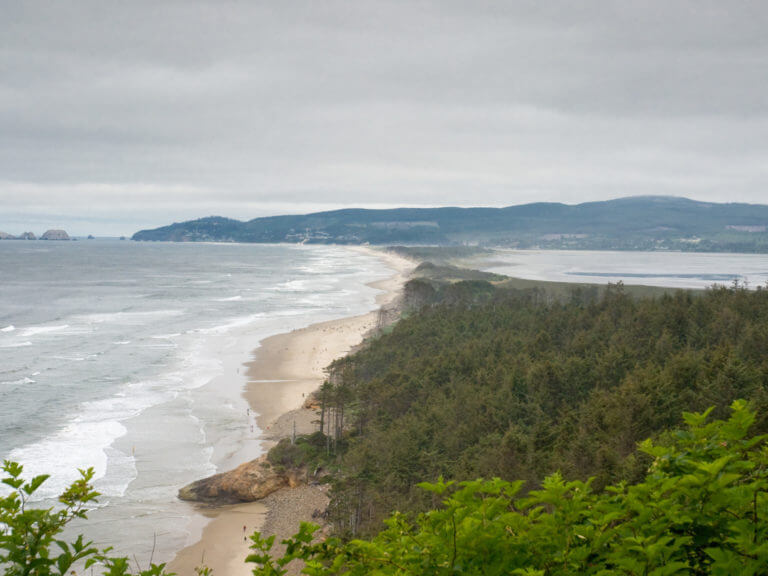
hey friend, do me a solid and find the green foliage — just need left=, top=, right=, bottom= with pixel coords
left=248, top=401, right=768, bottom=575
left=267, top=433, right=329, bottom=472
left=0, top=461, right=175, bottom=576
left=319, top=283, right=768, bottom=535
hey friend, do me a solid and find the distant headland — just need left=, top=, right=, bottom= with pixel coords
left=0, top=229, right=70, bottom=240
left=131, top=196, right=768, bottom=253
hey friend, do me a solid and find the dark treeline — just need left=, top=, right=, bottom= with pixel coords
left=313, top=280, right=768, bottom=537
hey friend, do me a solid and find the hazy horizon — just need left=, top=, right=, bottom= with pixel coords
left=2, top=194, right=766, bottom=239
left=3, top=194, right=768, bottom=238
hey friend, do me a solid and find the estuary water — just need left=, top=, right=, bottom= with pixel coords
left=481, top=249, right=768, bottom=290
left=0, top=240, right=391, bottom=564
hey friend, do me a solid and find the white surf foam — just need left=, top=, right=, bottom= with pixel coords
left=0, top=377, right=35, bottom=386
left=96, top=446, right=138, bottom=498
left=22, top=324, right=70, bottom=337
left=270, top=309, right=307, bottom=317
left=78, top=310, right=183, bottom=325
left=194, top=313, right=264, bottom=335
left=3, top=373, right=185, bottom=500
left=7, top=419, right=128, bottom=500
left=0, top=341, right=32, bottom=348
left=275, top=279, right=307, bottom=292
left=1, top=325, right=15, bottom=332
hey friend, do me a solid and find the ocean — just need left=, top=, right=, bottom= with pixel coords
left=0, top=240, right=392, bottom=565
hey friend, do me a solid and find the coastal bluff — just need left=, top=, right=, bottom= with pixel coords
left=178, top=455, right=304, bottom=504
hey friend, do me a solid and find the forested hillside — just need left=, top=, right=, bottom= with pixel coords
left=132, top=196, right=768, bottom=252
left=294, top=281, right=768, bottom=538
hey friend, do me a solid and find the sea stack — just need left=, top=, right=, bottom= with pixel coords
left=41, top=229, right=70, bottom=240
left=0, top=231, right=15, bottom=240
left=18, top=232, right=36, bottom=240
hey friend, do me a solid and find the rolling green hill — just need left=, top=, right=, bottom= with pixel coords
left=132, top=196, right=768, bottom=252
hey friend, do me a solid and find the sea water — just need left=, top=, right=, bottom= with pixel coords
left=0, top=240, right=391, bottom=564
left=481, top=249, right=768, bottom=290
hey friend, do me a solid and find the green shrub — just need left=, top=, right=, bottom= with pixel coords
left=248, top=400, right=768, bottom=575
left=267, top=432, right=328, bottom=471
left=0, top=462, right=174, bottom=576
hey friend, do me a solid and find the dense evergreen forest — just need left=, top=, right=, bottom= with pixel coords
left=287, top=279, right=768, bottom=539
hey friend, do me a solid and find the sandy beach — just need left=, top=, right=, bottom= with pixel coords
left=169, top=248, right=413, bottom=575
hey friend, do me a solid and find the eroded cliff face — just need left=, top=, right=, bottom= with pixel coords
left=178, top=455, right=305, bottom=504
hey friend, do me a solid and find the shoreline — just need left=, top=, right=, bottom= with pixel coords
left=169, top=247, right=413, bottom=575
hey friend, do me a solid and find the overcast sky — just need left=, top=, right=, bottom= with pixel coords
left=1, top=1, right=767, bottom=235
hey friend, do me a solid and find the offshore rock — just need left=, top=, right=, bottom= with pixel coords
left=41, top=229, right=70, bottom=240
left=18, top=232, right=36, bottom=240
left=178, top=455, right=304, bottom=504
left=0, top=231, right=15, bottom=239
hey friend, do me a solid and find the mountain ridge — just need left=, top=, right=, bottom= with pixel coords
left=132, top=196, right=768, bottom=252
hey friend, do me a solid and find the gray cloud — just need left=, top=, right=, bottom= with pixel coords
left=1, top=1, right=767, bottom=235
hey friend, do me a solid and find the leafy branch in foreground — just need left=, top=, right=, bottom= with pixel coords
left=246, top=400, right=768, bottom=575
left=0, top=461, right=175, bottom=576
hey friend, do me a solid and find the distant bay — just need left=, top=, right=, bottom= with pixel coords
left=481, top=249, right=768, bottom=289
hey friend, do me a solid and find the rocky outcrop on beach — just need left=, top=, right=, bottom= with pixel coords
left=41, top=229, right=70, bottom=240
left=178, top=455, right=305, bottom=504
